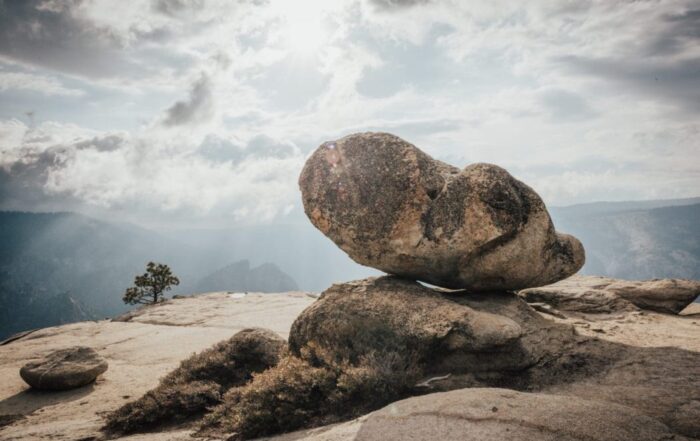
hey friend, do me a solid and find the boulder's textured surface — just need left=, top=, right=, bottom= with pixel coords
left=289, top=276, right=574, bottom=376
left=520, top=275, right=700, bottom=314
left=299, top=132, right=584, bottom=291
left=19, top=346, right=108, bottom=390
left=288, top=388, right=684, bottom=441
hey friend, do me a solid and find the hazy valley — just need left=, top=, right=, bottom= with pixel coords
left=1, top=197, right=698, bottom=339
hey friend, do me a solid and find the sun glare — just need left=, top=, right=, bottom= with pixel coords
left=276, top=2, right=329, bottom=55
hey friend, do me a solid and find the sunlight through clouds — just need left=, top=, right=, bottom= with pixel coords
left=0, top=0, right=698, bottom=227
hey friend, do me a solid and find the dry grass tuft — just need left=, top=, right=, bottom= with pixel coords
left=197, top=348, right=422, bottom=440
left=103, top=328, right=284, bottom=435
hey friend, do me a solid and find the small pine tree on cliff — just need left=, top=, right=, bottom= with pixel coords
left=123, top=262, right=180, bottom=305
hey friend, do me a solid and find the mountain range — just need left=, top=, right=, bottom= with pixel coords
left=1, top=196, right=698, bottom=339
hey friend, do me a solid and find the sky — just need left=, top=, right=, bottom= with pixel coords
left=0, top=0, right=698, bottom=228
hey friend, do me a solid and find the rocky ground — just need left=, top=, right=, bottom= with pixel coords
left=0, top=280, right=698, bottom=441
left=0, top=292, right=314, bottom=441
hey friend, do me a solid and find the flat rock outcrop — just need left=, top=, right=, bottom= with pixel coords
left=520, top=275, right=700, bottom=314
left=19, top=346, right=108, bottom=391
left=299, top=132, right=584, bottom=291
left=1, top=289, right=699, bottom=441
left=287, top=388, right=685, bottom=441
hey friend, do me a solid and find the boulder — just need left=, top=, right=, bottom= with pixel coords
left=289, top=276, right=571, bottom=376
left=301, top=388, right=682, bottom=441
left=20, top=346, right=108, bottom=390
left=299, top=132, right=584, bottom=291
left=520, top=275, right=700, bottom=314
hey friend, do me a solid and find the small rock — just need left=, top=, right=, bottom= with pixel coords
left=20, top=346, right=108, bottom=391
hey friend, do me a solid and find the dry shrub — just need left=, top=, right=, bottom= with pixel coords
left=198, top=348, right=422, bottom=440
left=103, top=328, right=284, bottom=435
left=104, top=381, right=220, bottom=434
left=105, top=325, right=424, bottom=440
left=198, top=356, right=337, bottom=440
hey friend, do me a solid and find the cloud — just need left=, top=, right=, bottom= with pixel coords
left=0, top=0, right=698, bottom=225
left=162, top=74, right=214, bottom=126
left=538, top=89, right=597, bottom=122
left=645, top=8, right=700, bottom=56
left=368, top=0, right=431, bottom=11
left=0, top=119, right=305, bottom=227
left=0, top=0, right=132, bottom=77
left=0, top=70, right=84, bottom=96
left=557, top=55, right=700, bottom=114
left=197, top=134, right=301, bottom=163
left=151, top=0, right=204, bottom=17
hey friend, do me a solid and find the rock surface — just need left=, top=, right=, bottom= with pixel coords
left=1, top=286, right=699, bottom=441
left=0, top=291, right=314, bottom=441
left=520, top=275, right=700, bottom=314
left=289, top=277, right=528, bottom=373
left=271, top=388, right=683, bottom=441
left=290, top=276, right=700, bottom=440
left=19, top=346, right=108, bottom=391
left=299, top=132, right=585, bottom=291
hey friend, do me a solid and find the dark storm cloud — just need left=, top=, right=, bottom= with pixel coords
left=162, top=75, right=214, bottom=126
left=551, top=5, right=700, bottom=114
left=646, top=9, right=700, bottom=56
left=558, top=55, right=700, bottom=113
left=0, top=0, right=137, bottom=77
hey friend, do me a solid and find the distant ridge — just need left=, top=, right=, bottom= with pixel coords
left=194, top=260, right=298, bottom=293
left=552, top=196, right=700, bottom=215
left=551, top=201, right=700, bottom=281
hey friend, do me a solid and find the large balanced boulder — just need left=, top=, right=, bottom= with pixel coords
left=299, top=132, right=585, bottom=291
left=20, top=346, right=108, bottom=390
left=520, top=275, right=700, bottom=314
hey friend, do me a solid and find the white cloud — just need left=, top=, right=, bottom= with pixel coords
left=0, top=0, right=698, bottom=225
left=0, top=119, right=305, bottom=227
left=0, top=71, right=85, bottom=96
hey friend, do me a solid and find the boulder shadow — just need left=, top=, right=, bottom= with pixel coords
left=0, top=383, right=96, bottom=417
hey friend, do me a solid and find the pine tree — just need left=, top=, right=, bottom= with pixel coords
left=123, top=262, right=180, bottom=305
